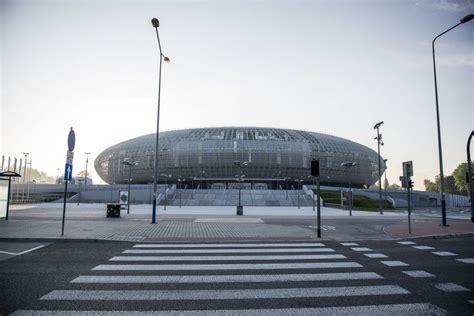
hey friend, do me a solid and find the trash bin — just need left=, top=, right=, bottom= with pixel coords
left=107, top=204, right=121, bottom=218
left=236, top=205, right=243, bottom=216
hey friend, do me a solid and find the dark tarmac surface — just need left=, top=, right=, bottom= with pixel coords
left=0, top=237, right=473, bottom=315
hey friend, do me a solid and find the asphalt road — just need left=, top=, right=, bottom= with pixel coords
left=1, top=237, right=473, bottom=315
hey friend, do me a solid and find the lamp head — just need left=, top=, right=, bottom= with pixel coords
left=163, top=56, right=170, bottom=63
left=151, top=18, right=160, bottom=28
left=460, top=14, right=474, bottom=23
left=373, top=121, right=384, bottom=129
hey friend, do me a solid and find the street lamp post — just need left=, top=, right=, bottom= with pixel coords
left=374, top=121, right=384, bottom=215
left=22, top=152, right=29, bottom=203
left=151, top=17, right=170, bottom=224
left=432, top=14, right=473, bottom=226
left=178, top=178, right=182, bottom=208
left=383, top=159, right=388, bottom=203
left=341, top=161, right=358, bottom=216
left=122, top=159, right=138, bottom=214
left=233, top=160, right=248, bottom=215
left=84, top=152, right=91, bottom=185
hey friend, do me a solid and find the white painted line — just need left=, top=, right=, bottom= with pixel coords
left=71, top=272, right=384, bottom=284
left=340, top=242, right=358, bottom=246
left=41, top=285, right=409, bottom=301
left=0, top=245, right=46, bottom=256
left=10, top=303, right=449, bottom=316
left=434, top=283, right=470, bottom=292
left=123, top=248, right=335, bottom=254
left=15, top=245, right=47, bottom=255
left=92, top=262, right=363, bottom=271
left=381, top=261, right=409, bottom=267
left=402, top=270, right=435, bottom=278
left=351, top=247, right=372, bottom=252
left=109, top=254, right=347, bottom=261
left=412, top=246, right=435, bottom=250
left=432, top=251, right=457, bottom=257
left=469, top=300, right=474, bottom=305
left=397, top=241, right=416, bottom=245
left=364, top=253, right=388, bottom=258
left=194, top=218, right=264, bottom=223
left=133, top=243, right=325, bottom=248
left=456, top=258, right=474, bottom=264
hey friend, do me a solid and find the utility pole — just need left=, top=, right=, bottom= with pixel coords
left=374, top=121, right=384, bottom=215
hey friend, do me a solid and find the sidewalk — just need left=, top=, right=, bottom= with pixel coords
left=384, top=219, right=474, bottom=238
left=1, top=203, right=472, bottom=242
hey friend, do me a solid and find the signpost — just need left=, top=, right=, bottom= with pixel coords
left=311, top=159, right=321, bottom=238
left=61, top=127, right=75, bottom=236
left=402, top=161, right=413, bottom=234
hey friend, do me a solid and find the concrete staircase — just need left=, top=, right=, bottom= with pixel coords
left=160, top=189, right=315, bottom=207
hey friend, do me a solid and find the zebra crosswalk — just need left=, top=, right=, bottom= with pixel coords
left=12, top=241, right=449, bottom=315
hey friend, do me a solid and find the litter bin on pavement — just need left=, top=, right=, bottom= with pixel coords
left=236, top=205, right=243, bottom=216
left=106, top=204, right=121, bottom=218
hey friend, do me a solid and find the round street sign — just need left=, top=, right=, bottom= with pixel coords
left=68, top=127, right=76, bottom=151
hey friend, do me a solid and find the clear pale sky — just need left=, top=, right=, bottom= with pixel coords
left=1, top=0, right=473, bottom=189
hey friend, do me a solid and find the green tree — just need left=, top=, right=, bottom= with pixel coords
left=424, top=178, right=438, bottom=192
left=452, top=162, right=474, bottom=195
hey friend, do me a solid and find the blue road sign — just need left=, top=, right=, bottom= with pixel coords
left=64, top=163, right=73, bottom=181
left=68, top=128, right=76, bottom=151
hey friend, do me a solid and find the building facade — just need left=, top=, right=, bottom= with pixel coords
left=95, top=127, right=385, bottom=189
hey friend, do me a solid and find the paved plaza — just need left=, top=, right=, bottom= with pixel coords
left=0, top=203, right=472, bottom=242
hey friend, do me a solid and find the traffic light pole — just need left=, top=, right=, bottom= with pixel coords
left=407, top=183, right=411, bottom=234
left=317, top=176, right=321, bottom=238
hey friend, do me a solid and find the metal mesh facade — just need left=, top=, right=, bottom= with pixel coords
left=94, top=127, right=385, bottom=187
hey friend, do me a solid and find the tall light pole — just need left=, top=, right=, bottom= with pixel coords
left=341, top=161, right=358, bottom=216
left=374, top=121, right=384, bottom=215
left=84, top=152, right=91, bottom=185
left=432, top=14, right=473, bottom=226
left=22, top=152, right=29, bottom=202
left=233, top=160, right=248, bottom=215
left=122, top=159, right=138, bottom=214
left=383, top=159, right=388, bottom=203
left=151, top=17, right=170, bottom=224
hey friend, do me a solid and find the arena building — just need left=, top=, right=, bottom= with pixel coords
left=95, top=127, right=385, bottom=189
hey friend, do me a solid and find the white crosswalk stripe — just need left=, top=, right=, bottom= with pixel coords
left=133, top=243, right=326, bottom=248
left=71, top=272, right=383, bottom=284
left=14, top=241, right=449, bottom=315
left=123, top=248, right=335, bottom=254
left=11, top=303, right=449, bottom=316
left=109, top=254, right=347, bottom=261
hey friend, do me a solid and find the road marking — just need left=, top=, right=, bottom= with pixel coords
left=432, top=251, right=457, bottom=257
left=71, top=272, right=384, bottom=284
left=413, top=246, right=435, bottom=250
left=92, top=262, right=363, bottom=271
left=109, top=254, right=347, bottom=261
left=10, top=303, right=448, bottom=316
left=351, top=247, right=372, bottom=252
left=340, top=242, right=358, bottom=246
left=397, top=241, right=416, bottom=245
left=10, top=303, right=448, bottom=315
left=194, top=218, right=264, bottom=223
left=381, top=261, right=409, bottom=267
left=123, top=248, right=335, bottom=254
left=364, top=253, right=388, bottom=258
left=434, top=283, right=470, bottom=292
left=456, top=258, right=474, bottom=264
left=321, top=225, right=336, bottom=231
left=0, top=245, right=46, bottom=256
left=469, top=300, right=474, bottom=304
left=133, top=243, right=325, bottom=248
left=40, top=285, right=410, bottom=301
left=402, top=270, right=435, bottom=278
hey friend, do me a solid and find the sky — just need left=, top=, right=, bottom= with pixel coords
left=0, top=0, right=473, bottom=189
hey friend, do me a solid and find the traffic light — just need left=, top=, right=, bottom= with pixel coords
left=311, top=159, right=320, bottom=177
left=408, top=179, right=414, bottom=189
